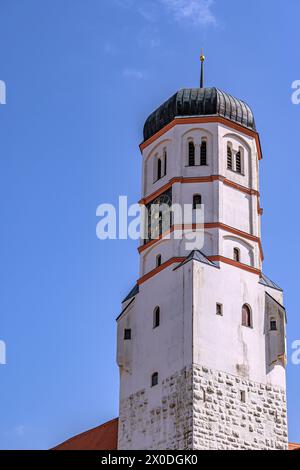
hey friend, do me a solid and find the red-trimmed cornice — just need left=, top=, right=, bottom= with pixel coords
left=139, top=116, right=263, bottom=161
left=137, top=254, right=261, bottom=285
left=209, top=256, right=261, bottom=275
left=138, top=222, right=264, bottom=261
left=139, top=175, right=259, bottom=206
left=137, top=257, right=184, bottom=285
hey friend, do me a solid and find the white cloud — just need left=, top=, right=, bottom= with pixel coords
left=159, top=0, right=216, bottom=26
left=138, top=4, right=157, bottom=22
left=122, top=68, right=147, bottom=80
left=113, top=0, right=216, bottom=26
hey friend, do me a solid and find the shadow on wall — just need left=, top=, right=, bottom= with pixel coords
left=264, top=292, right=286, bottom=376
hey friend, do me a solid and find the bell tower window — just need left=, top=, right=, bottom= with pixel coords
left=188, top=141, right=195, bottom=166
left=200, top=139, right=207, bottom=165
left=163, top=148, right=167, bottom=177
left=227, top=144, right=233, bottom=169
left=236, top=150, right=242, bottom=174
left=157, top=158, right=162, bottom=180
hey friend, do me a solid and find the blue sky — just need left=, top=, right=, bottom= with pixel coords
left=0, top=0, right=299, bottom=449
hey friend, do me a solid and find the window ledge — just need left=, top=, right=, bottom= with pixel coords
left=226, top=168, right=245, bottom=177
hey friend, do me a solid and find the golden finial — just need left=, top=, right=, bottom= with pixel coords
left=200, top=49, right=205, bottom=88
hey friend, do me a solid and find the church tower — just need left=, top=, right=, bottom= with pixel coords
left=116, top=58, right=288, bottom=450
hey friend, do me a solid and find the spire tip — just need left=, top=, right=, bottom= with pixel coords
left=200, top=49, right=205, bottom=63
left=200, top=49, right=205, bottom=88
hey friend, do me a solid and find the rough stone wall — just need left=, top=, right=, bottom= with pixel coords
left=118, top=367, right=193, bottom=450
left=192, top=364, right=288, bottom=450
left=118, top=364, right=288, bottom=450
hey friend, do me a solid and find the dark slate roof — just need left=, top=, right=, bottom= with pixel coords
left=259, top=273, right=283, bottom=291
left=143, top=87, right=256, bottom=141
left=122, top=284, right=139, bottom=303
left=116, top=298, right=135, bottom=322
left=174, top=250, right=218, bottom=270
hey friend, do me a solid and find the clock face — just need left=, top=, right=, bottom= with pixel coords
left=145, top=189, right=172, bottom=242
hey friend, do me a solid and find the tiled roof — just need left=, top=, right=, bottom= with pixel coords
left=52, top=418, right=118, bottom=451
left=53, top=418, right=299, bottom=450
left=289, top=443, right=300, bottom=450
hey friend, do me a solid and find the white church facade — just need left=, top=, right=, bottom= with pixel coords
left=116, top=69, right=288, bottom=450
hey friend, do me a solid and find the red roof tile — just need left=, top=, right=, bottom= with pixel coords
left=288, top=442, right=300, bottom=451
left=53, top=418, right=299, bottom=451
left=52, top=418, right=118, bottom=451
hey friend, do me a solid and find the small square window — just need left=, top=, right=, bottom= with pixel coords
left=124, top=329, right=131, bottom=340
left=270, top=320, right=277, bottom=331
left=240, top=390, right=246, bottom=403
left=216, top=303, right=223, bottom=316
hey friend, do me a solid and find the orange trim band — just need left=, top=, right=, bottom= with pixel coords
left=208, top=256, right=261, bottom=276
left=137, top=257, right=184, bottom=285
left=138, top=227, right=175, bottom=253
left=140, top=175, right=259, bottom=205
left=140, top=116, right=263, bottom=161
left=138, top=222, right=263, bottom=260
left=222, top=178, right=259, bottom=196
left=204, top=222, right=259, bottom=242
left=140, top=179, right=177, bottom=205
left=137, top=254, right=261, bottom=285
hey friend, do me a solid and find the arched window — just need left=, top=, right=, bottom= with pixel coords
left=157, top=158, right=162, bottom=180
left=193, top=194, right=202, bottom=210
left=270, top=318, right=277, bottom=331
left=236, top=150, right=242, bottom=174
left=227, top=145, right=233, bottom=170
left=156, top=254, right=162, bottom=268
left=200, top=139, right=207, bottom=166
left=233, top=247, right=240, bottom=263
left=242, top=304, right=252, bottom=328
left=163, top=148, right=167, bottom=176
left=188, top=141, right=195, bottom=166
left=151, top=372, right=158, bottom=387
left=153, top=306, right=160, bottom=328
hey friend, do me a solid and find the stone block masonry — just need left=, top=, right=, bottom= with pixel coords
left=118, top=367, right=194, bottom=450
left=192, top=364, right=287, bottom=450
left=118, top=365, right=287, bottom=450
